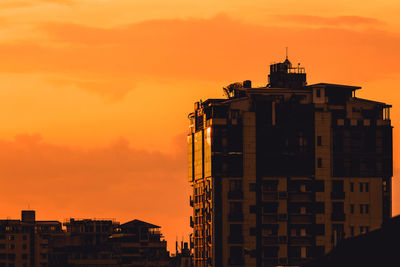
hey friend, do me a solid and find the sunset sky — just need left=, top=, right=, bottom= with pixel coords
left=0, top=0, right=399, bottom=251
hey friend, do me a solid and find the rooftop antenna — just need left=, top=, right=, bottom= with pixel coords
left=286, top=47, right=288, bottom=60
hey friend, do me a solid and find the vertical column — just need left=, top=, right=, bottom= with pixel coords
left=314, top=108, right=332, bottom=253
left=243, top=112, right=257, bottom=266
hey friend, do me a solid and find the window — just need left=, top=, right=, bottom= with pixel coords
left=360, top=182, right=369, bottom=192
left=229, top=202, right=243, bottom=218
left=229, top=246, right=243, bottom=265
left=263, top=181, right=278, bottom=192
left=229, top=180, right=242, bottom=192
left=332, top=180, right=344, bottom=192
left=249, top=183, right=256, bottom=192
left=360, top=204, right=369, bottom=214
left=314, top=180, right=325, bottom=192
left=249, top=227, right=256, bottom=236
left=317, top=136, right=322, bottom=146
left=314, top=202, right=324, bottom=214
left=22, top=244, right=27, bottom=249
left=316, top=89, right=321, bottom=97
left=350, top=226, right=354, bottom=236
left=265, top=246, right=279, bottom=258
left=249, top=205, right=256, bottom=213
left=350, top=204, right=354, bottom=214
left=318, top=158, right=322, bottom=168
left=350, top=182, right=354, bottom=192
left=229, top=224, right=243, bottom=243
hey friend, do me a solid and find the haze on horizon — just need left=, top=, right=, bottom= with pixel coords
left=0, top=0, right=399, bottom=251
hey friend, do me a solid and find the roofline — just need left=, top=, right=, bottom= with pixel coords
left=307, top=83, right=361, bottom=90
left=121, top=220, right=160, bottom=228
left=353, top=97, right=392, bottom=107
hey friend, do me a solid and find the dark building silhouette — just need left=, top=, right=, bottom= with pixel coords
left=301, top=215, right=400, bottom=267
left=0, top=210, right=64, bottom=267
left=170, top=241, right=192, bottom=267
left=0, top=211, right=171, bottom=267
left=187, top=57, right=393, bottom=267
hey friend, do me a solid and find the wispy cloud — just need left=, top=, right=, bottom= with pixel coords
left=0, top=133, right=189, bottom=231
left=0, top=0, right=74, bottom=9
left=274, top=15, right=385, bottom=26
left=0, top=14, right=398, bottom=97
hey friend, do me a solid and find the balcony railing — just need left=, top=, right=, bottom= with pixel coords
left=228, top=213, right=244, bottom=222
left=228, top=258, right=244, bottom=266
left=290, top=214, right=314, bottom=224
left=289, top=236, right=313, bottom=244
left=228, top=235, right=244, bottom=244
left=289, top=192, right=313, bottom=202
left=262, top=215, right=277, bottom=224
left=331, top=213, right=346, bottom=222
left=263, top=236, right=278, bottom=244
left=331, top=191, right=345, bottom=200
left=228, top=190, right=244, bottom=200
left=262, top=192, right=278, bottom=201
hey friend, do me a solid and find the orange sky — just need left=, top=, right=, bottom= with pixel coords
left=0, top=0, right=399, bottom=252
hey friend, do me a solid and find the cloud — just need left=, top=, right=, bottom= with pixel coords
left=274, top=15, right=385, bottom=27
left=0, top=14, right=399, bottom=96
left=0, top=133, right=190, bottom=243
left=48, top=78, right=135, bottom=100
left=0, top=0, right=74, bottom=9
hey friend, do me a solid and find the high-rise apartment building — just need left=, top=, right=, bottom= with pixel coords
left=187, top=57, right=393, bottom=267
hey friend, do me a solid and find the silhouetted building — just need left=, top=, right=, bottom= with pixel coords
left=0, top=210, right=63, bottom=267
left=187, top=57, right=393, bottom=267
left=301, top=215, right=400, bottom=267
left=55, top=219, right=119, bottom=266
left=109, top=220, right=170, bottom=267
left=0, top=211, right=170, bottom=267
left=170, top=241, right=193, bottom=267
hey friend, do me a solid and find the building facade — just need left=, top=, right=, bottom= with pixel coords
left=0, top=211, right=170, bottom=267
left=0, top=210, right=63, bottom=267
left=187, top=58, right=393, bottom=267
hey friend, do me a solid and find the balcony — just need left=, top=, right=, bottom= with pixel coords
left=228, top=258, right=244, bottom=266
left=290, top=214, right=314, bottom=224
left=228, top=190, right=244, bottom=200
left=262, top=215, right=277, bottom=224
left=263, top=236, right=278, bottom=244
left=331, top=213, right=346, bottom=222
left=289, top=236, right=313, bottom=244
left=331, top=192, right=345, bottom=200
left=278, top=191, right=288, bottom=199
left=278, top=214, right=288, bottom=221
left=228, top=213, right=244, bottom=222
left=262, top=192, right=278, bottom=201
left=289, top=192, right=313, bottom=202
left=278, top=236, right=287, bottom=243
left=228, top=235, right=244, bottom=244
